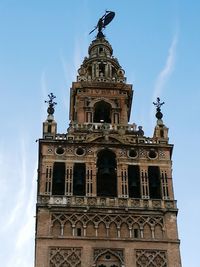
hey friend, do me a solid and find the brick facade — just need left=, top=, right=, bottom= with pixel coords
left=35, top=35, right=182, bottom=267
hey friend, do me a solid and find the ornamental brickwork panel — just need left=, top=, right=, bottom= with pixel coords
left=51, top=212, right=164, bottom=240
left=135, top=249, right=167, bottom=267
left=49, top=247, right=81, bottom=267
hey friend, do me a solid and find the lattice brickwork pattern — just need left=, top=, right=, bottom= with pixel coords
left=49, top=247, right=81, bottom=267
left=136, top=249, right=167, bottom=267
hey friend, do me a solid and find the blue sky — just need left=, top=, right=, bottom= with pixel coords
left=0, top=1, right=199, bottom=266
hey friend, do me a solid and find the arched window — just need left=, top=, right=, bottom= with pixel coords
left=52, top=162, right=65, bottom=195
left=97, top=149, right=117, bottom=197
left=128, top=165, right=141, bottom=198
left=73, top=163, right=86, bottom=196
left=94, top=101, right=111, bottom=123
left=148, top=166, right=161, bottom=199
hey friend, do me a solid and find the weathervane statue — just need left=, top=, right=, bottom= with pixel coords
left=153, top=97, right=165, bottom=120
left=89, top=11, right=115, bottom=38
left=45, top=93, right=57, bottom=116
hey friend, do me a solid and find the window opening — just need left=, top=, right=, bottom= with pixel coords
left=87, top=66, right=92, bottom=77
left=133, top=228, right=139, bottom=238
left=97, top=149, right=117, bottom=197
left=148, top=166, right=161, bottom=199
left=160, top=129, right=164, bottom=138
left=128, top=165, right=141, bottom=198
left=47, top=124, right=52, bottom=133
left=73, top=163, right=86, bottom=196
left=94, top=101, right=111, bottom=123
left=77, top=228, right=82, bottom=236
left=45, top=166, right=52, bottom=194
left=52, top=162, right=65, bottom=195
left=99, top=62, right=105, bottom=76
left=99, top=47, right=103, bottom=53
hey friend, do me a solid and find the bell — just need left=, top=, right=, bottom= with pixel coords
left=75, top=177, right=83, bottom=186
left=102, top=167, right=110, bottom=175
left=130, top=180, right=137, bottom=188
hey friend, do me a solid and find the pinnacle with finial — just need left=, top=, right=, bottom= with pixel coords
left=153, top=97, right=165, bottom=120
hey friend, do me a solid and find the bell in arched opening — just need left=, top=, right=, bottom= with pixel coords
left=94, top=100, right=111, bottom=123
left=97, top=149, right=117, bottom=197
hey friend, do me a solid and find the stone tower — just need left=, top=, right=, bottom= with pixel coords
left=35, top=26, right=182, bottom=267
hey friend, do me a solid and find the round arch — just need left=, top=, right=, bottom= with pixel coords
left=93, top=100, right=112, bottom=123
left=94, top=249, right=124, bottom=267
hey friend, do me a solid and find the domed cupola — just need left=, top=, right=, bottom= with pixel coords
left=77, top=36, right=126, bottom=83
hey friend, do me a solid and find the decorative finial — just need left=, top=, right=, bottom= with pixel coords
left=153, top=97, right=165, bottom=120
left=89, top=11, right=115, bottom=38
left=45, top=93, right=57, bottom=115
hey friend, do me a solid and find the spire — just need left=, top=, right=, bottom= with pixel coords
left=77, top=11, right=126, bottom=83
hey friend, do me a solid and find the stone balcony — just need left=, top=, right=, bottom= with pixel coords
left=37, top=195, right=177, bottom=211
left=48, top=122, right=168, bottom=145
left=68, top=122, right=137, bottom=133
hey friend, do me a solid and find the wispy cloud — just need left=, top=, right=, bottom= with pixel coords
left=152, top=31, right=178, bottom=102
left=150, top=31, right=178, bottom=126
left=0, top=135, right=36, bottom=267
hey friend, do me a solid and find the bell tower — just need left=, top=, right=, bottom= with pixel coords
left=35, top=13, right=182, bottom=267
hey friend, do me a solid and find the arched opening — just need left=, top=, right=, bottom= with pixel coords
left=73, top=163, right=86, bottom=196
left=148, top=166, right=161, bottom=199
left=97, top=149, right=117, bottom=197
left=132, top=223, right=140, bottom=238
left=160, top=129, right=164, bottom=138
left=94, top=101, right=111, bottom=123
left=95, top=251, right=121, bottom=267
left=52, top=162, right=65, bottom=195
left=128, top=165, right=141, bottom=198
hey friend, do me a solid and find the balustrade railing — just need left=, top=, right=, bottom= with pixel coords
left=38, top=195, right=177, bottom=210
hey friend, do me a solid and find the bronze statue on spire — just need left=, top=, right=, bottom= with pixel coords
left=89, top=11, right=115, bottom=38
